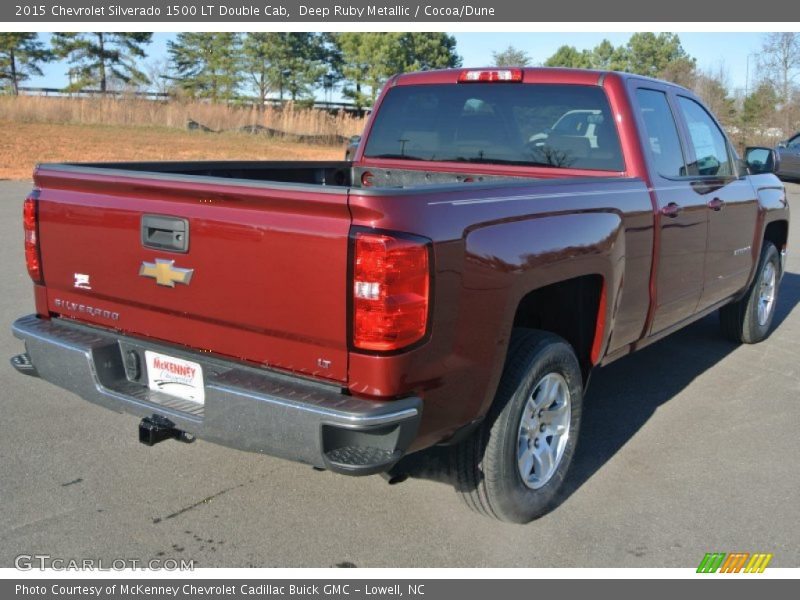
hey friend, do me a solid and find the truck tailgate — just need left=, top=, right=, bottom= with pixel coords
left=34, top=167, right=351, bottom=383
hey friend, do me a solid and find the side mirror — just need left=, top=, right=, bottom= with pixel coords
left=349, top=135, right=362, bottom=145
left=777, top=140, right=787, bottom=148
left=744, top=146, right=777, bottom=175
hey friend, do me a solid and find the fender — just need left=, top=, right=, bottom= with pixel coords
left=462, top=210, right=625, bottom=418
left=744, top=175, right=790, bottom=293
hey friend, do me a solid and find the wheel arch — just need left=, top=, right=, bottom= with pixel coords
left=511, top=274, right=606, bottom=381
left=764, top=219, right=788, bottom=255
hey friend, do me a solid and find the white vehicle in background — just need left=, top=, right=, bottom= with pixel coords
left=529, top=109, right=603, bottom=148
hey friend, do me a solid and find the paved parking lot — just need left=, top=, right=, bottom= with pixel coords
left=1, top=180, right=798, bottom=568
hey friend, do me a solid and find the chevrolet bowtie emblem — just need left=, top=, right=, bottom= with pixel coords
left=139, top=259, right=194, bottom=287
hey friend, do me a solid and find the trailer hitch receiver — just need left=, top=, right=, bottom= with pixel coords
left=139, top=414, right=195, bottom=446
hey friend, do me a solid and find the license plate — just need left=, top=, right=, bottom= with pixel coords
left=145, top=350, right=205, bottom=404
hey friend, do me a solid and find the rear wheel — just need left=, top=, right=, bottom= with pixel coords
left=451, top=329, right=583, bottom=523
left=720, top=242, right=781, bottom=344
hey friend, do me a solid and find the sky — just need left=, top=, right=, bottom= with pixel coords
left=28, top=31, right=767, bottom=96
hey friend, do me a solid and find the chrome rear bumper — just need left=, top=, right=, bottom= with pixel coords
left=11, top=315, right=421, bottom=475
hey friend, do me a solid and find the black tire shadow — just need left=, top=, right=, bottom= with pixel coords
left=393, top=272, right=800, bottom=509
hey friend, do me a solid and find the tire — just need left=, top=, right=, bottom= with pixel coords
left=451, top=329, right=583, bottom=523
left=720, top=241, right=781, bottom=344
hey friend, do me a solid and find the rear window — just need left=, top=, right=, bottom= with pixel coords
left=364, top=83, right=624, bottom=171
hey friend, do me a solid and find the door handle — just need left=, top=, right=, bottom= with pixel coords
left=707, top=197, right=725, bottom=211
left=661, top=202, right=682, bottom=218
left=141, top=215, right=189, bottom=253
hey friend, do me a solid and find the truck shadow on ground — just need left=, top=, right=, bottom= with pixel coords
left=394, top=271, right=800, bottom=512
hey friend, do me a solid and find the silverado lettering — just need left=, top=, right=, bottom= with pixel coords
left=53, top=298, right=120, bottom=321
left=12, top=67, right=789, bottom=523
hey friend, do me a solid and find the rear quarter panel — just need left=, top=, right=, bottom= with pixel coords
left=348, top=178, right=654, bottom=449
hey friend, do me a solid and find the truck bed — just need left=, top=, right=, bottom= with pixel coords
left=51, top=160, right=529, bottom=190
left=54, top=160, right=355, bottom=186
left=32, top=160, right=649, bottom=391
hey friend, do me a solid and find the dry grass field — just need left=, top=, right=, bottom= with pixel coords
left=0, top=122, right=344, bottom=180
left=0, top=96, right=365, bottom=137
left=0, top=96, right=366, bottom=180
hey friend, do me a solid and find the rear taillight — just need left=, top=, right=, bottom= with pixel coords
left=23, top=194, right=43, bottom=284
left=352, top=231, right=431, bottom=352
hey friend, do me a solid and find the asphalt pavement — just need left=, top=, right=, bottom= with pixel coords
left=1, top=179, right=798, bottom=568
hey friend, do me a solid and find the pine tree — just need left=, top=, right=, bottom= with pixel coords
left=396, top=33, right=461, bottom=72
left=544, top=45, right=593, bottom=69
left=336, top=33, right=460, bottom=109
left=241, top=33, right=326, bottom=104
left=625, top=33, right=695, bottom=81
left=492, top=46, right=532, bottom=67
left=589, top=39, right=629, bottom=71
left=241, top=33, right=274, bottom=106
left=336, top=33, right=394, bottom=109
left=544, top=34, right=696, bottom=86
left=52, top=33, right=152, bottom=93
left=0, top=33, right=51, bottom=95
left=168, top=33, right=242, bottom=102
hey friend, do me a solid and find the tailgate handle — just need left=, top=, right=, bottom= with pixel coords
left=141, top=215, right=189, bottom=253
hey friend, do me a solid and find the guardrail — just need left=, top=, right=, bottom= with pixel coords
left=15, top=87, right=369, bottom=115
left=18, top=86, right=170, bottom=100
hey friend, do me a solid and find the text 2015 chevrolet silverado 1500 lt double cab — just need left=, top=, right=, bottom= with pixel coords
left=11, top=68, right=790, bottom=522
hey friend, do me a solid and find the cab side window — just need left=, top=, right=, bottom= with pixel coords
left=635, top=89, right=688, bottom=178
left=677, top=96, right=733, bottom=177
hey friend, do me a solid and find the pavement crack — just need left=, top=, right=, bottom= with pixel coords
left=152, top=483, right=244, bottom=524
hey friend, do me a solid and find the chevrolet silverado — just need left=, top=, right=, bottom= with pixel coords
left=11, top=68, right=789, bottom=522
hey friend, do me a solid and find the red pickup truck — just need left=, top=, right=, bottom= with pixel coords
left=11, top=68, right=789, bottom=522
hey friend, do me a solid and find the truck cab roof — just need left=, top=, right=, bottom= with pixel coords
left=391, top=66, right=693, bottom=94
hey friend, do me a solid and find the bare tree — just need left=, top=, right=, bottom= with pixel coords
left=144, top=58, right=173, bottom=96
left=761, top=33, right=800, bottom=104
left=693, top=64, right=736, bottom=127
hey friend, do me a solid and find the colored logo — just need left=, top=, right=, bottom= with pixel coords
left=697, top=552, right=773, bottom=573
left=139, top=259, right=194, bottom=287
